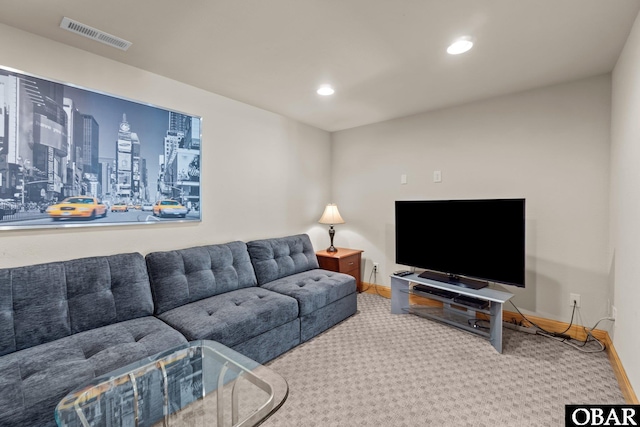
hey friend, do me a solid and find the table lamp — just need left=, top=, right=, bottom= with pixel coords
left=318, top=203, right=345, bottom=252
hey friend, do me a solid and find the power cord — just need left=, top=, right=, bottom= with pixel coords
left=359, top=264, right=384, bottom=297
left=509, top=300, right=577, bottom=337
left=468, top=318, right=490, bottom=331
left=508, top=300, right=614, bottom=353
left=536, top=319, right=610, bottom=353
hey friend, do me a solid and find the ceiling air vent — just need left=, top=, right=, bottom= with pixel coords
left=60, top=17, right=132, bottom=51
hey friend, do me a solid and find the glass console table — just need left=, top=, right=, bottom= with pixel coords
left=390, top=274, right=514, bottom=353
left=55, top=340, right=288, bottom=427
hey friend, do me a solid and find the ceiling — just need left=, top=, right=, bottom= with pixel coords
left=1, top=0, right=639, bottom=132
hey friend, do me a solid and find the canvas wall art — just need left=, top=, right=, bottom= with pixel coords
left=0, top=66, right=202, bottom=230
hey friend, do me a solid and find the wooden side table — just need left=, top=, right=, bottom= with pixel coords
left=316, top=248, right=363, bottom=291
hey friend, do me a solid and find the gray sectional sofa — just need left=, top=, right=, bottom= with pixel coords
left=0, top=234, right=357, bottom=427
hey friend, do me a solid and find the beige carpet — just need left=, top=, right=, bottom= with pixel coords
left=262, top=292, right=623, bottom=427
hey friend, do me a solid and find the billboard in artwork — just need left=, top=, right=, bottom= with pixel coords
left=176, top=150, right=200, bottom=184
left=0, top=65, right=202, bottom=230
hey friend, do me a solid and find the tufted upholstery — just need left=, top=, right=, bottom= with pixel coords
left=247, top=234, right=319, bottom=285
left=260, top=270, right=356, bottom=316
left=0, top=253, right=154, bottom=357
left=0, top=316, right=186, bottom=427
left=246, top=234, right=357, bottom=344
left=0, top=235, right=358, bottom=426
left=146, top=241, right=258, bottom=315
left=156, top=287, right=299, bottom=348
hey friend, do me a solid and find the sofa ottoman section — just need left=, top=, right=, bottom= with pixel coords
left=259, top=270, right=357, bottom=342
left=299, top=291, right=357, bottom=342
left=259, top=270, right=356, bottom=316
left=247, top=234, right=358, bottom=342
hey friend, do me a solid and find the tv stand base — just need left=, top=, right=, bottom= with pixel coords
left=390, top=273, right=514, bottom=353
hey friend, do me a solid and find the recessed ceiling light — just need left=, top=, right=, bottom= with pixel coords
left=447, top=38, right=473, bottom=55
left=317, top=85, right=335, bottom=96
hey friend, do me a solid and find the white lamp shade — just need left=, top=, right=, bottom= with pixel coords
left=318, top=204, right=345, bottom=225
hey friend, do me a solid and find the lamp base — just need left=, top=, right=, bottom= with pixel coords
left=327, top=226, right=338, bottom=253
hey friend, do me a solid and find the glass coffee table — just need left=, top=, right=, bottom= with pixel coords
left=55, top=340, right=288, bottom=427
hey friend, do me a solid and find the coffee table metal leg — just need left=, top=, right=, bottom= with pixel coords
left=232, top=372, right=246, bottom=424
left=129, top=373, right=140, bottom=427
left=74, top=395, right=91, bottom=427
left=218, top=362, right=230, bottom=426
left=158, top=360, right=169, bottom=427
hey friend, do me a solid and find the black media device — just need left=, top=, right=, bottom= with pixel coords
left=453, top=295, right=490, bottom=310
left=395, top=199, right=525, bottom=289
left=412, top=284, right=458, bottom=299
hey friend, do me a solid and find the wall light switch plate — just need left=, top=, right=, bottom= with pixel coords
left=401, top=174, right=407, bottom=185
left=433, top=170, right=442, bottom=183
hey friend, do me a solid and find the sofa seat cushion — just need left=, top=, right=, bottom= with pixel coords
left=260, top=269, right=356, bottom=316
left=157, top=287, right=299, bottom=348
left=0, top=316, right=187, bottom=427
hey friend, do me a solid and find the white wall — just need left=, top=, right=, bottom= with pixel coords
left=611, top=9, right=640, bottom=398
left=0, top=24, right=332, bottom=267
left=332, top=75, right=612, bottom=324
left=0, top=13, right=635, bottom=395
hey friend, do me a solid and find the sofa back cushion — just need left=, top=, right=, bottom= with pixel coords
left=145, top=241, right=257, bottom=315
left=247, top=234, right=319, bottom=285
left=0, top=253, right=153, bottom=356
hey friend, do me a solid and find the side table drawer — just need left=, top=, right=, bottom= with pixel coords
left=339, top=255, right=359, bottom=272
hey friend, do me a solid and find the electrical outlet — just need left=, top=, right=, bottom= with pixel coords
left=569, top=293, right=581, bottom=308
left=373, top=262, right=379, bottom=273
left=612, top=306, right=617, bottom=320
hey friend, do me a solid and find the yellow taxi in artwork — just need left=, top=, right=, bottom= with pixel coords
left=153, top=199, right=188, bottom=218
left=111, top=203, right=129, bottom=213
left=46, top=197, right=108, bottom=221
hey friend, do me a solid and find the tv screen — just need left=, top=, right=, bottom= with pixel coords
left=395, top=199, right=525, bottom=287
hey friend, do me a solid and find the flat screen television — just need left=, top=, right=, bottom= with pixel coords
left=395, top=199, right=525, bottom=289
